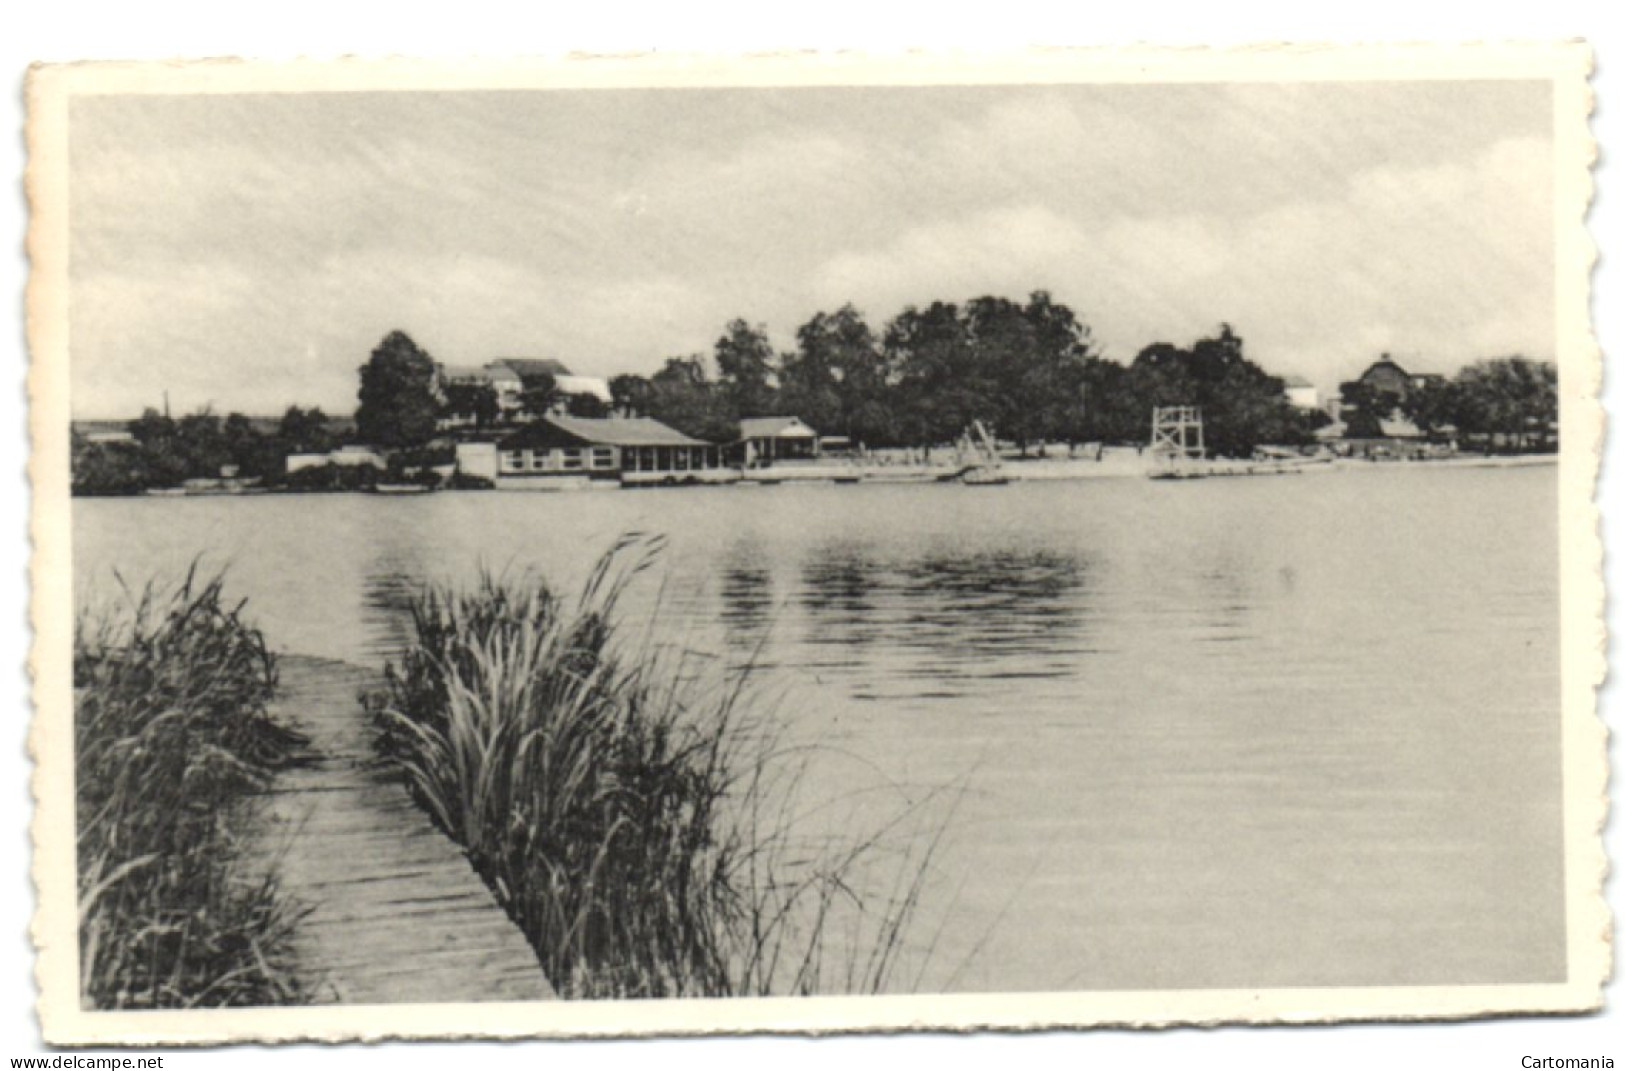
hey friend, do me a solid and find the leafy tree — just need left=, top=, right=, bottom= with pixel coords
left=175, top=412, right=230, bottom=477
left=71, top=434, right=153, bottom=496
left=518, top=372, right=560, bottom=421
left=963, top=295, right=1038, bottom=449
left=1337, top=380, right=1392, bottom=439
left=1399, top=378, right=1461, bottom=437
left=885, top=302, right=988, bottom=451
left=278, top=406, right=335, bottom=453
left=440, top=382, right=501, bottom=429
left=608, top=374, right=652, bottom=418
left=1453, top=357, right=1557, bottom=452
left=645, top=355, right=737, bottom=441
left=968, top=292, right=1094, bottom=454
left=1077, top=356, right=1143, bottom=444
left=356, top=331, right=440, bottom=449
left=1125, top=325, right=1311, bottom=457
left=127, top=408, right=177, bottom=447
left=221, top=412, right=284, bottom=479
left=778, top=317, right=844, bottom=436
left=781, top=305, right=897, bottom=445
left=565, top=393, right=610, bottom=419
left=713, top=319, right=778, bottom=419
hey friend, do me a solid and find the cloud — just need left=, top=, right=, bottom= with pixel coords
left=800, top=133, right=1553, bottom=388
left=65, top=87, right=1556, bottom=415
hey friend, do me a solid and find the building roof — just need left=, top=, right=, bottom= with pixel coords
left=499, top=415, right=710, bottom=450
left=739, top=416, right=818, bottom=439
left=1313, top=421, right=1346, bottom=442
left=1378, top=415, right=1424, bottom=439
left=1360, top=357, right=1411, bottom=381
left=439, top=364, right=490, bottom=382
left=494, top=358, right=573, bottom=382
left=1281, top=375, right=1314, bottom=390
left=553, top=374, right=614, bottom=404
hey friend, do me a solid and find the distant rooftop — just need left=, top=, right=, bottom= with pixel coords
left=495, top=358, right=573, bottom=381
left=500, top=415, right=709, bottom=450
left=739, top=416, right=817, bottom=439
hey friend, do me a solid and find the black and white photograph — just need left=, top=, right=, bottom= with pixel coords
left=21, top=41, right=1606, bottom=1045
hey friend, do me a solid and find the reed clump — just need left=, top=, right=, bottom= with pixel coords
left=373, top=534, right=945, bottom=998
left=75, top=568, right=309, bottom=1008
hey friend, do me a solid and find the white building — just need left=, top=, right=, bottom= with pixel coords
left=1282, top=375, right=1320, bottom=410
left=438, top=358, right=612, bottom=420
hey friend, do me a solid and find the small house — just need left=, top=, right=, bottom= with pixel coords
left=438, top=358, right=612, bottom=419
left=736, top=416, right=820, bottom=467
left=457, top=415, right=722, bottom=484
left=286, top=445, right=386, bottom=473
left=1281, top=375, right=1319, bottom=410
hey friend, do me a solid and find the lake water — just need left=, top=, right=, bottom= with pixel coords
left=72, top=466, right=1566, bottom=994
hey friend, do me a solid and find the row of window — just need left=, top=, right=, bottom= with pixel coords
left=500, top=447, right=616, bottom=472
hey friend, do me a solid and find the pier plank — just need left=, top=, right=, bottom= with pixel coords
left=258, top=656, right=551, bottom=1004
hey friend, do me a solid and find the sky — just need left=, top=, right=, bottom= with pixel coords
left=66, top=79, right=1554, bottom=418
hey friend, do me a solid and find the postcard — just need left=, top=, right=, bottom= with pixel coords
left=26, top=42, right=1606, bottom=1043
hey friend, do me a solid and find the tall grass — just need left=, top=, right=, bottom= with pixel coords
left=75, top=567, right=310, bottom=1008
left=372, top=534, right=949, bottom=998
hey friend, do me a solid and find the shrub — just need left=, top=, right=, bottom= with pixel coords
left=273, top=462, right=379, bottom=493
left=75, top=568, right=310, bottom=1007
left=445, top=471, right=495, bottom=491
left=372, top=534, right=947, bottom=998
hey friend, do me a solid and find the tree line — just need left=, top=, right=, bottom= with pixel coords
left=607, top=294, right=1319, bottom=458
left=71, top=292, right=1559, bottom=495
left=347, top=300, right=1322, bottom=458
left=71, top=405, right=352, bottom=496
left=1340, top=358, right=1558, bottom=452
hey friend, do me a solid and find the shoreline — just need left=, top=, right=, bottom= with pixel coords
left=104, top=450, right=1557, bottom=498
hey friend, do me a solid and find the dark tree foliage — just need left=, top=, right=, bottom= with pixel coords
left=440, top=383, right=501, bottom=430
left=971, top=291, right=1093, bottom=452
left=1123, top=325, right=1313, bottom=457
left=1340, top=357, right=1556, bottom=452
left=278, top=462, right=380, bottom=493
left=71, top=435, right=154, bottom=496
left=76, top=407, right=300, bottom=494
left=885, top=301, right=986, bottom=449
left=644, top=356, right=739, bottom=442
left=780, top=305, right=897, bottom=446
left=356, top=331, right=439, bottom=450
left=609, top=374, right=653, bottom=418
left=123, top=408, right=189, bottom=487
left=278, top=406, right=336, bottom=453
left=1077, top=356, right=1143, bottom=445
left=128, top=408, right=177, bottom=446
left=1337, top=380, right=1393, bottom=439
left=879, top=292, right=1096, bottom=452
left=565, top=393, right=611, bottom=419
left=713, top=319, right=779, bottom=420
left=1451, top=357, right=1558, bottom=451
left=518, top=374, right=560, bottom=421
left=1398, top=379, right=1459, bottom=436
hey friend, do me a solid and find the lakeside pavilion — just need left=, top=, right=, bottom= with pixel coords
left=455, top=415, right=723, bottom=483
left=737, top=416, right=820, bottom=467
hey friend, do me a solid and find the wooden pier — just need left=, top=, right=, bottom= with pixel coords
left=258, top=656, right=552, bottom=1004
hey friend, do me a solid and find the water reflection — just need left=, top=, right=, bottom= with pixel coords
left=794, top=544, right=1095, bottom=698
left=716, top=544, right=776, bottom=651
left=359, top=524, right=436, bottom=664
left=69, top=470, right=1564, bottom=991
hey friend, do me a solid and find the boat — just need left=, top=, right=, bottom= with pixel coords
left=961, top=465, right=1013, bottom=486
left=945, top=421, right=1014, bottom=484
left=373, top=483, right=434, bottom=495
